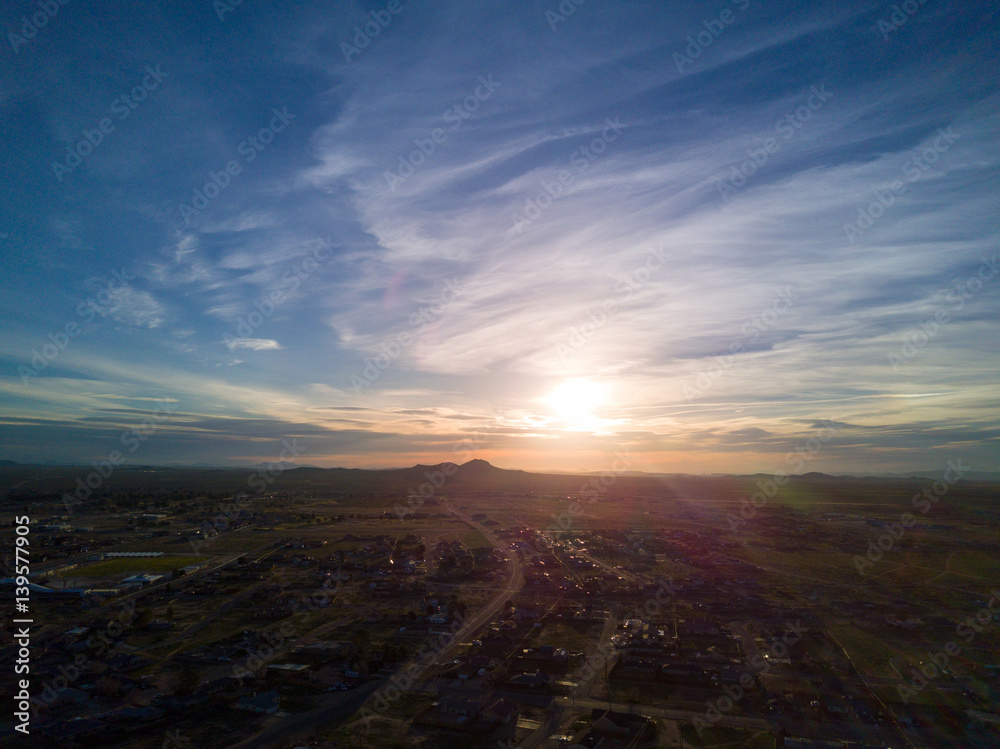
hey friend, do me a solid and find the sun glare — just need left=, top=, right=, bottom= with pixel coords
left=543, top=379, right=608, bottom=429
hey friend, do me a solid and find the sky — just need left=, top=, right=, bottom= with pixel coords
left=0, top=0, right=998, bottom=475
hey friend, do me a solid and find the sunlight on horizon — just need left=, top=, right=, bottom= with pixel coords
left=541, top=379, right=617, bottom=433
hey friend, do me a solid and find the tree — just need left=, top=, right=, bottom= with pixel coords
left=352, top=628, right=371, bottom=662
left=135, top=608, right=153, bottom=628
left=175, top=667, right=201, bottom=696
left=96, top=675, right=123, bottom=698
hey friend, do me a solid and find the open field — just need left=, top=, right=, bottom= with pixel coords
left=54, top=555, right=206, bottom=578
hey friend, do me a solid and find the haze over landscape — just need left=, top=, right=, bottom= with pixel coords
left=3, top=4, right=1000, bottom=749
left=2, top=0, right=998, bottom=475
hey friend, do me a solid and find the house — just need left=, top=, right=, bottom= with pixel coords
left=569, top=709, right=657, bottom=748
left=235, top=690, right=280, bottom=714
left=106, top=653, right=150, bottom=672
left=436, top=694, right=484, bottom=716
left=266, top=663, right=310, bottom=675
left=194, top=677, right=241, bottom=697
left=479, top=697, right=518, bottom=725
left=417, top=693, right=519, bottom=733
left=458, top=654, right=492, bottom=670
left=507, top=671, right=551, bottom=689
left=825, top=696, right=855, bottom=716
left=121, top=573, right=164, bottom=588
left=310, top=664, right=345, bottom=687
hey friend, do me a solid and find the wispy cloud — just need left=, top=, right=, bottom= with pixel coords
left=224, top=338, right=283, bottom=351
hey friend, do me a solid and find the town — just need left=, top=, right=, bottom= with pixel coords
left=2, top=461, right=999, bottom=748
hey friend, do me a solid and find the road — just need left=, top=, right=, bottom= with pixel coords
left=577, top=548, right=639, bottom=584
left=552, top=696, right=773, bottom=732
left=222, top=501, right=524, bottom=748
left=22, top=539, right=283, bottom=648
left=571, top=604, right=619, bottom=699
left=728, top=622, right=763, bottom=668
left=518, top=604, right=620, bottom=748
left=225, top=679, right=384, bottom=749
left=420, top=501, right=524, bottom=667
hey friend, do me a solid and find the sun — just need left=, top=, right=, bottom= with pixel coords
left=542, top=379, right=608, bottom=428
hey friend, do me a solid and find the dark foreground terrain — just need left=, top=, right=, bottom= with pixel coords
left=2, top=462, right=999, bottom=748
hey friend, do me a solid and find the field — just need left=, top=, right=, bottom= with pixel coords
left=55, top=555, right=206, bottom=578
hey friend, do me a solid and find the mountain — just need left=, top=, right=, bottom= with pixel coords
left=1, top=460, right=997, bottom=497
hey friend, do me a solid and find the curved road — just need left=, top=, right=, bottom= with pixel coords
left=223, top=501, right=523, bottom=748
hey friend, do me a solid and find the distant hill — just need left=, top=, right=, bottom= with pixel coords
left=1, top=459, right=997, bottom=498
left=874, top=470, right=1000, bottom=481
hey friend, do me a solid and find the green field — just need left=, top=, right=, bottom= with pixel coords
left=460, top=530, right=489, bottom=548
left=56, top=555, right=207, bottom=578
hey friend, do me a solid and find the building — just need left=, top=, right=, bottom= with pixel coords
left=235, top=690, right=281, bottom=714
left=120, top=573, right=164, bottom=588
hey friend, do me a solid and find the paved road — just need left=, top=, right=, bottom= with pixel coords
left=422, top=501, right=525, bottom=667
left=518, top=604, right=620, bottom=748
left=222, top=502, right=524, bottom=748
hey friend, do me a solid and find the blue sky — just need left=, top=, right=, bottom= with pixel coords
left=1, top=0, right=997, bottom=474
